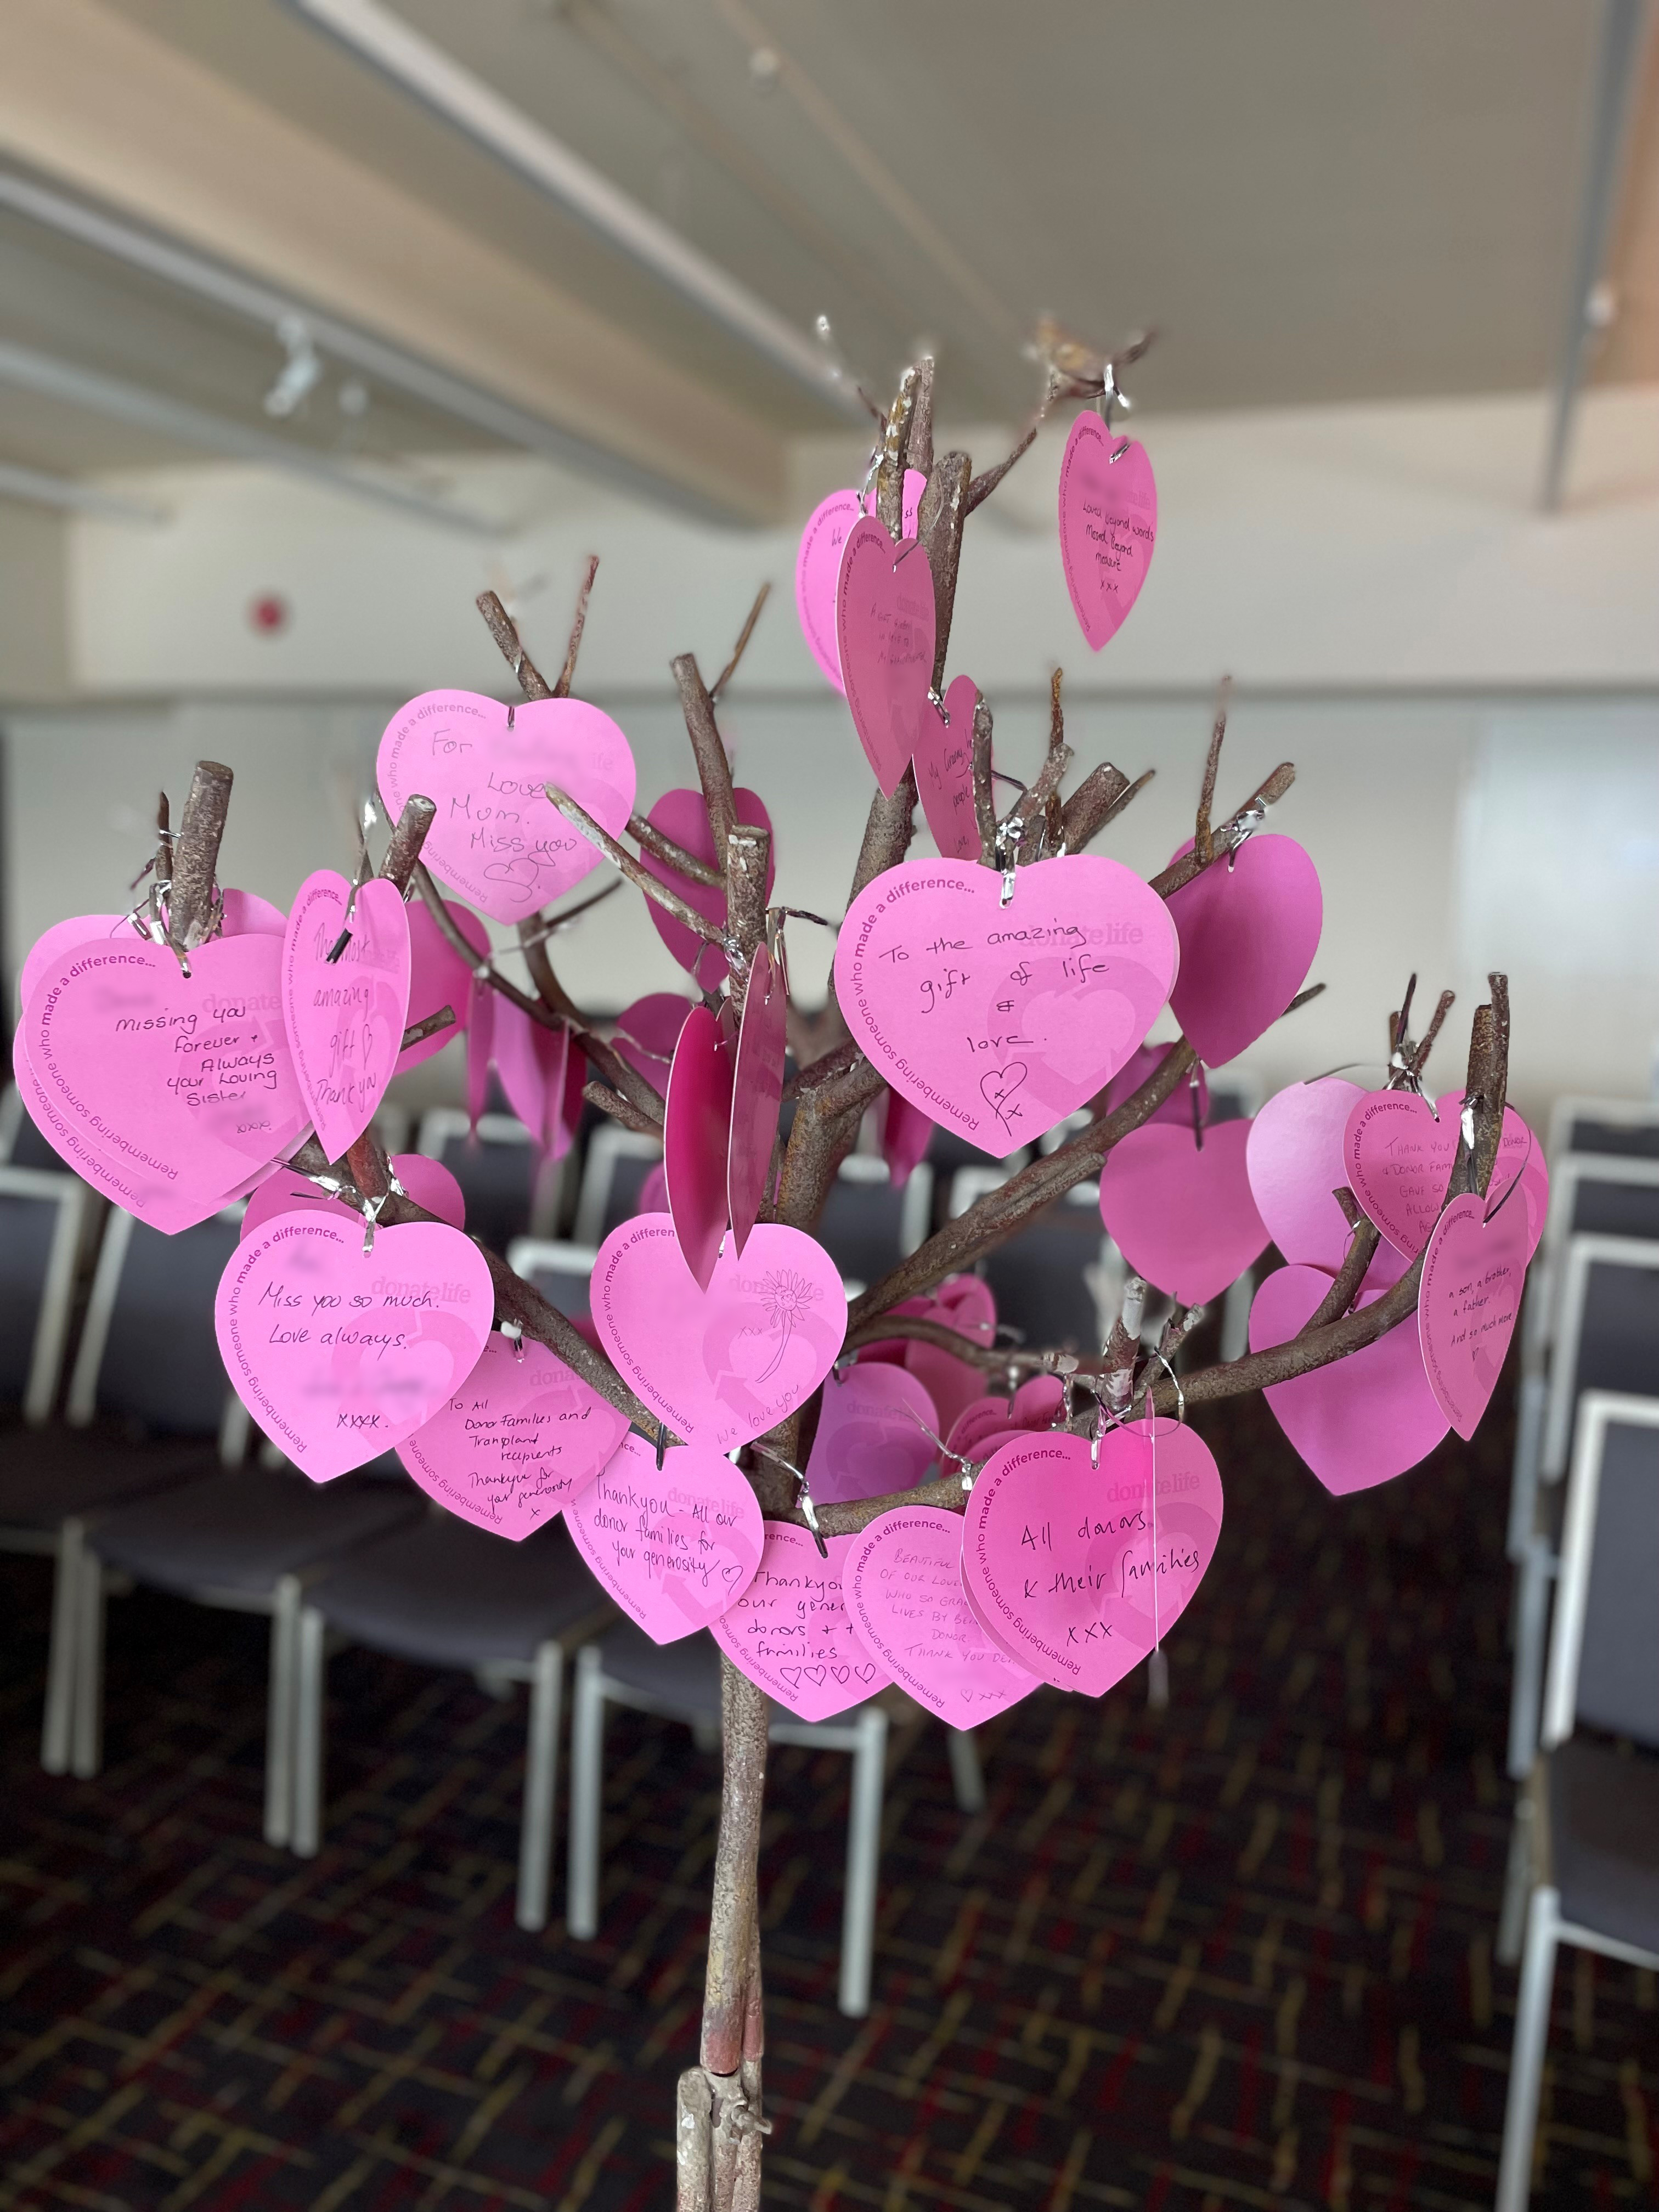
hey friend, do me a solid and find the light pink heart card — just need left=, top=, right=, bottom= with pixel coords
left=566, top=1431, right=764, bottom=1641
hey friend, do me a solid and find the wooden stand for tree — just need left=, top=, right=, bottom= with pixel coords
left=163, top=351, right=1510, bottom=2210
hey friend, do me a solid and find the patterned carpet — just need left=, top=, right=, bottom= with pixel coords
left=0, top=1385, right=1652, bottom=2211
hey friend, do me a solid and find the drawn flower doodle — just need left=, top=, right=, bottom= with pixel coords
left=756, top=1267, right=820, bottom=1381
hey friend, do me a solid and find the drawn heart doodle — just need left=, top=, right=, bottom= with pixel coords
left=979, top=1063, right=1028, bottom=1125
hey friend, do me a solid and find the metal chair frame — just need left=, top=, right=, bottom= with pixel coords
left=572, top=1125, right=662, bottom=1248
left=1544, top=1093, right=1659, bottom=1170
left=415, top=1107, right=559, bottom=1238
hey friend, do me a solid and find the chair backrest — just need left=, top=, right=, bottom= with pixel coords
left=1206, top=1075, right=1261, bottom=1124
left=0, top=1081, right=71, bottom=1171
left=0, top=1163, right=91, bottom=1424
left=947, top=1163, right=1017, bottom=1220
left=1541, top=1236, right=1659, bottom=1478
left=925, top=1122, right=1028, bottom=1178
left=415, top=1108, right=547, bottom=1252
left=1547, top=1094, right=1659, bottom=1165
left=505, top=1238, right=599, bottom=1325
left=1523, top=1158, right=1659, bottom=1371
left=814, top=1156, right=933, bottom=1295
left=1542, top=1393, right=1659, bottom=1753
left=66, top=1203, right=246, bottom=1455
left=573, top=1126, right=662, bottom=1247
left=979, top=1184, right=1109, bottom=1355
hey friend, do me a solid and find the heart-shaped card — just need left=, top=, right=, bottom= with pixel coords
left=613, top=993, right=692, bottom=1091
left=794, top=472, right=924, bottom=691
left=22, top=934, right=309, bottom=1234
left=878, top=1087, right=934, bottom=1186
left=962, top=1424, right=1223, bottom=1696
left=1250, top=1264, right=1448, bottom=1494
left=281, top=872, right=411, bottom=1161
left=843, top=1505, right=1040, bottom=1729
left=1165, top=836, right=1322, bottom=1069
left=1057, top=416, right=1157, bottom=652
left=494, top=998, right=581, bottom=1158
left=1418, top=1192, right=1530, bottom=1440
left=590, top=1214, right=845, bottom=1453
left=1098, top=1120, right=1269, bottom=1308
left=902, top=1272, right=998, bottom=1441
left=639, top=787, right=775, bottom=992
left=711, top=1521, right=890, bottom=1721
left=727, top=944, right=786, bottom=1257
left=912, top=675, right=982, bottom=862
left=1103, top=1044, right=1208, bottom=1129
left=664, top=1005, right=735, bottom=1290
left=216, top=1210, right=494, bottom=1482
left=1245, top=1078, right=1367, bottom=1272
left=399, top=1331, right=629, bottom=1538
left=567, top=1431, right=764, bottom=1641
left=1345, top=1091, right=1544, bottom=1260
left=835, top=520, right=936, bottom=795
left=241, top=1153, right=465, bottom=1242
left=397, top=895, right=489, bottom=1073
left=836, top=856, right=1178, bottom=1158
left=805, top=1362, right=939, bottom=1505
left=377, top=690, right=636, bottom=926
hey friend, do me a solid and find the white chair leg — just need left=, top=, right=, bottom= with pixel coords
left=839, top=1703, right=889, bottom=2019
left=1220, top=1266, right=1254, bottom=1364
left=947, top=1726, right=985, bottom=1814
left=1496, top=1885, right=1560, bottom=2212
left=1506, top=1373, right=1547, bottom=1565
left=70, top=1545, right=105, bottom=1779
left=41, top=1518, right=86, bottom=1773
left=516, top=1641, right=563, bottom=1932
left=265, top=1576, right=300, bottom=1848
left=566, top=1647, right=606, bottom=1940
left=1497, top=1793, right=1534, bottom=1966
left=1508, top=1537, right=1553, bottom=1781
left=291, top=1605, right=326, bottom=1858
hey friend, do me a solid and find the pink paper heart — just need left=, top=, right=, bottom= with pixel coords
left=912, top=675, right=982, bottom=862
left=399, top=1331, right=630, bottom=1538
left=1058, top=417, right=1158, bottom=652
left=635, top=1162, right=668, bottom=1217
left=591, top=1214, right=845, bottom=1452
left=377, top=689, right=636, bottom=926
left=1099, top=1120, right=1270, bottom=1307
left=945, top=1396, right=1018, bottom=1459
left=638, top=788, right=775, bottom=991
left=728, top=944, right=786, bottom=1257
left=493, top=997, right=575, bottom=1156
left=397, top=896, right=489, bottom=1073
left=835, top=520, right=936, bottom=796
left=216, top=1210, right=494, bottom=1481
left=843, top=1505, right=1040, bottom=1729
left=1250, top=1263, right=1448, bottom=1494
left=241, top=1153, right=465, bottom=1241
left=567, top=1431, right=764, bottom=1640
left=219, top=889, right=286, bottom=938
left=281, top=873, right=411, bottom=1161
left=1103, top=1044, right=1209, bottom=1129
left=962, top=1423, right=1223, bottom=1696
left=904, top=1273, right=997, bottom=1442
left=711, top=1522, right=890, bottom=1720
left=1418, top=1193, right=1530, bottom=1441
left=19, top=913, right=132, bottom=1013
left=805, top=1362, right=939, bottom=1505
left=21, top=934, right=308, bottom=1233
left=1344, top=1091, right=1544, bottom=1260
left=794, top=473, right=924, bottom=691
left=665, top=1006, right=735, bottom=1290
left=877, top=1087, right=934, bottom=1187
left=1165, top=836, right=1322, bottom=1069
left=1246, top=1078, right=1367, bottom=1271
left=613, top=992, right=693, bottom=1090
left=835, top=857, right=1179, bottom=1160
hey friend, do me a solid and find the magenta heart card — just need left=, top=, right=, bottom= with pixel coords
left=912, top=675, right=983, bottom=862
left=1057, top=415, right=1157, bottom=651
left=727, top=943, right=786, bottom=1257
left=377, top=689, right=636, bottom=925
left=665, top=1005, right=735, bottom=1291
left=613, top=992, right=693, bottom=1090
left=805, top=1362, right=940, bottom=1505
left=567, top=1431, right=764, bottom=1641
left=1165, top=835, right=1322, bottom=1069
left=1103, top=1045, right=1208, bottom=1129
left=494, top=998, right=577, bottom=1158
left=281, top=872, right=410, bottom=1161
left=843, top=1505, right=1040, bottom=1728
left=795, top=472, right=924, bottom=691
left=835, top=519, right=936, bottom=795
left=835, top=856, right=1178, bottom=1159
left=902, top=1272, right=997, bottom=1441
left=399, top=1330, right=629, bottom=1538
left=1345, top=1090, right=1542, bottom=1260
left=216, top=1210, right=493, bottom=1481
left=639, top=787, right=775, bottom=991
left=241, top=1152, right=464, bottom=1242
left=398, top=895, right=489, bottom=1073
left=1099, top=1119, right=1269, bottom=1307
left=712, top=1521, right=890, bottom=1721
left=878, top=1086, right=934, bottom=1187
left=1418, top=1193, right=1530, bottom=1440
left=590, top=1214, right=845, bottom=1453
left=1246, top=1077, right=1367, bottom=1272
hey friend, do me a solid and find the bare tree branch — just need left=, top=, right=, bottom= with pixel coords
left=476, top=589, right=554, bottom=701
left=1194, top=676, right=1231, bottom=866
left=1152, top=764, right=1296, bottom=899
left=710, top=583, right=771, bottom=703
left=545, top=785, right=728, bottom=949
left=170, top=761, right=233, bottom=949
left=674, top=653, right=737, bottom=868
left=554, top=556, right=601, bottom=697
left=628, top=812, right=726, bottom=889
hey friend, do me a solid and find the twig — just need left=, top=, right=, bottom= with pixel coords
left=1407, top=989, right=1457, bottom=1085
left=170, top=760, right=233, bottom=949
left=627, top=812, right=726, bottom=890
left=1152, top=764, right=1296, bottom=899
left=1194, top=677, right=1231, bottom=866
left=554, top=555, right=600, bottom=698
left=475, top=590, right=553, bottom=701
left=909, top=354, right=935, bottom=479
left=710, top=584, right=771, bottom=703
left=876, top=365, right=918, bottom=539
left=156, top=792, right=173, bottom=890
left=848, top=766, right=919, bottom=906
left=399, top=1005, right=455, bottom=1053
left=1303, top=1216, right=1380, bottom=1331
left=723, top=826, right=771, bottom=1024
left=673, top=654, right=737, bottom=868
left=583, top=1080, right=659, bottom=1136
left=379, top=794, right=436, bottom=893
left=517, top=877, right=625, bottom=945
left=970, top=695, right=998, bottom=865
left=917, top=452, right=969, bottom=689
left=1058, top=763, right=1136, bottom=853
left=544, top=785, right=727, bottom=949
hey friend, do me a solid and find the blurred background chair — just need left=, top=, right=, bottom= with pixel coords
left=566, top=1622, right=984, bottom=2017
left=1545, top=1095, right=1659, bottom=1165
left=813, top=1154, right=933, bottom=1297
left=505, top=1238, right=600, bottom=1345
left=952, top=1167, right=1114, bottom=1358
left=415, top=1106, right=554, bottom=1253
left=1495, top=1391, right=1659, bottom=2212
left=572, top=1125, right=663, bottom=1246
left=289, top=1514, right=613, bottom=1929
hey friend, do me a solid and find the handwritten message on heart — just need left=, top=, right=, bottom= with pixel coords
left=241, top=1153, right=464, bottom=1242
left=843, top=1505, right=1040, bottom=1728
left=567, top=1431, right=764, bottom=1642
left=913, top=675, right=982, bottom=862
left=591, top=1214, right=845, bottom=1453
left=835, top=857, right=1178, bottom=1158
left=1165, top=835, right=1322, bottom=1069
left=962, top=1424, right=1223, bottom=1696
left=1418, top=1194, right=1529, bottom=1440
left=378, top=690, right=636, bottom=926
left=1250, top=1264, right=1448, bottom=1494
left=399, top=1331, right=629, bottom=1538
left=1345, top=1091, right=1542, bottom=1260
left=1246, top=1078, right=1367, bottom=1272
left=794, top=473, right=923, bottom=691
left=639, top=787, right=774, bottom=991
left=836, top=520, right=936, bottom=795
left=281, top=873, right=410, bottom=1161
left=1098, top=1120, right=1269, bottom=1308
left=665, top=1005, right=735, bottom=1290
left=398, top=896, right=488, bottom=1073
left=22, top=935, right=308, bottom=1235
left=728, top=944, right=786, bottom=1257
left=711, top=1522, right=889, bottom=1722
left=805, top=1362, right=939, bottom=1504
left=1057, top=416, right=1157, bottom=652
left=216, top=1211, right=493, bottom=1481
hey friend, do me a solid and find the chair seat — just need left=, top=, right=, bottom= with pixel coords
left=90, top=1467, right=422, bottom=1596
left=597, top=1621, right=724, bottom=1720
left=308, top=1515, right=610, bottom=1668
left=0, top=1425, right=218, bottom=1531
left=1550, top=1736, right=1659, bottom=1957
